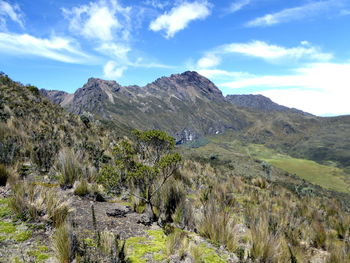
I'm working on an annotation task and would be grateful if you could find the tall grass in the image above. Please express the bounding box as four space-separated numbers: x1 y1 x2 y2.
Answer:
53 223 72 263
57 148 82 188
9 181 70 226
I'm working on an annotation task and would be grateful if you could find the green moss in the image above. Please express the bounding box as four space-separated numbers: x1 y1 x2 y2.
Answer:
28 248 51 262
0 198 9 205
0 204 11 218
126 230 167 262
0 234 6 242
0 198 11 218
193 244 226 263
84 238 97 247
11 257 24 263
0 221 16 234
14 230 32 242
38 245 49 252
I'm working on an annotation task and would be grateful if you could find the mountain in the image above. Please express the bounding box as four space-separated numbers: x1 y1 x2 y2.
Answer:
226 94 311 115
42 71 252 143
41 71 350 170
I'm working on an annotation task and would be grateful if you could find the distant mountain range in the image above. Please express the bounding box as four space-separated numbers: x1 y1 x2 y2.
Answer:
41 71 350 169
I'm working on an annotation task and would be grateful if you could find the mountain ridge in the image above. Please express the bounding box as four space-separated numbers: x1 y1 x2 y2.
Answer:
40 71 350 169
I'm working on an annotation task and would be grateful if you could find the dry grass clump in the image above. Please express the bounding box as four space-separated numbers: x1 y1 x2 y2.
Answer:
56 148 82 188
74 179 89 196
166 230 189 259
52 223 74 263
9 181 70 226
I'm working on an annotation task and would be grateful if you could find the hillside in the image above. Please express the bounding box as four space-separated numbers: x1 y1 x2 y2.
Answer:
1 73 350 262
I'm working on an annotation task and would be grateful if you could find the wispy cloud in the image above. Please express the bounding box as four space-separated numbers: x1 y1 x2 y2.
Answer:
219 62 350 116
226 0 250 14
149 1 211 38
0 0 24 30
143 0 170 10
246 0 343 27
0 32 97 64
221 41 333 61
196 41 332 70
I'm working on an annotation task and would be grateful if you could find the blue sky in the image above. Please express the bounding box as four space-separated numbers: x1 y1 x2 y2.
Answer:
1 0 350 116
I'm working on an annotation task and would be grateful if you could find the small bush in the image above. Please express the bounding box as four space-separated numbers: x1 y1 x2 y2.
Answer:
0 164 9 186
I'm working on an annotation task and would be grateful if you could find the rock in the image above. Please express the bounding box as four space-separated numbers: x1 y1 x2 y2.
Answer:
106 206 130 218
137 214 153 226
95 193 106 202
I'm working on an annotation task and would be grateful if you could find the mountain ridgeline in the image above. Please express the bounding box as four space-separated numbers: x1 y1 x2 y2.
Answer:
41 71 350 169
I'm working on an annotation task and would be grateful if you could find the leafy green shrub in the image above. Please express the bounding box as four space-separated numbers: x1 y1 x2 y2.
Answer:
0 164 9 186
26 85 40 95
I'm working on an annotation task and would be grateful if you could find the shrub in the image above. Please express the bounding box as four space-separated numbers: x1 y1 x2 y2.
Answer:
0 164 9 186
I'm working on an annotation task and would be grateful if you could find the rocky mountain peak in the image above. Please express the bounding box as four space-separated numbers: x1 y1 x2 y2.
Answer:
149 71 224 102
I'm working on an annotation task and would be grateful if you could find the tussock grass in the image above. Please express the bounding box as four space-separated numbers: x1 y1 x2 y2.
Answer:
53 223 72 263
57 148 82 188
9 181 70 226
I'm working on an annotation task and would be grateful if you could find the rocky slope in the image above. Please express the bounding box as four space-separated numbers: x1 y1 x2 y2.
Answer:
226 94 311 115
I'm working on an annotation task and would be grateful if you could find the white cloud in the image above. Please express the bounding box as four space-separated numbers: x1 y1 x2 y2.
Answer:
227 0 250 13
246 0 343 27
63 0 131 42
195 41 332 71
96 43 130 61
149 1 211 38
222 41 333 61
219 62 350 116
0 0 24 30
197 53 221 68
0 32 96 64
103 60 127 79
